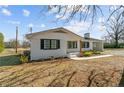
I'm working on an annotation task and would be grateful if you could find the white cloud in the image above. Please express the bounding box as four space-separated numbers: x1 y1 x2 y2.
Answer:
110 6 117 11
2 5 8 7
97 17 106 31
28 23 45 28
48 7 59 14
7 20 20 25
1 8 12 16
0 5 8 8
64 20 90 36
22 9 30 17
55 14 67 20
98 17 105 23
98 23 106 32
55 14 61 18
52 6 90 21
28 23 34 27
40 24 45 28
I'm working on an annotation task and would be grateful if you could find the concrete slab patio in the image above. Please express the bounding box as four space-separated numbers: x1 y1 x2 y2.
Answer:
70 55 113 60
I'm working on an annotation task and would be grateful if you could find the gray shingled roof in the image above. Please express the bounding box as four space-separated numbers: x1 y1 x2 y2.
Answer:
26 27 102 41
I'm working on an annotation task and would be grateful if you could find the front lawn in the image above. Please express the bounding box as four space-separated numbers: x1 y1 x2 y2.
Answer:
0 48 29 66
0 55 21 66
0 56 124 87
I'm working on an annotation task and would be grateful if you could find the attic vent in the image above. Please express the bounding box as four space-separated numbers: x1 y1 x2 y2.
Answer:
84 33 90 39
53 30 67 33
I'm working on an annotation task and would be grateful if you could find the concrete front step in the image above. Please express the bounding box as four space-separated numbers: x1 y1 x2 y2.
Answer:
67 52 79 58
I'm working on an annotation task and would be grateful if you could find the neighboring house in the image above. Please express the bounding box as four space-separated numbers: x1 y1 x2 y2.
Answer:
26 27 103 60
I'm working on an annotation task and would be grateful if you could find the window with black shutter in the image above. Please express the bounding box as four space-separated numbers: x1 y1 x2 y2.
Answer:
40 39 60 50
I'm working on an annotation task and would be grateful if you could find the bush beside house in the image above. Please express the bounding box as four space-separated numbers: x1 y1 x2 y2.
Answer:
81 50 101 57
83 51 93 57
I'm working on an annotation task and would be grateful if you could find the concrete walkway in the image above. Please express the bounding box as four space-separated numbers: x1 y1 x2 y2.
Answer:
70 55 113 60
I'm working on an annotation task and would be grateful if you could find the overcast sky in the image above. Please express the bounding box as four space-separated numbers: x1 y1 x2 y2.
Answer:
0 5 118 41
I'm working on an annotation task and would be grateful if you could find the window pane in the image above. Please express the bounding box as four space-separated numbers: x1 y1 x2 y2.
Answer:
68 41 72 49
51 40 57 49
68 41 77 49
73 41 77 48
44 40 50 49
87 42 89 48
82 42 89 48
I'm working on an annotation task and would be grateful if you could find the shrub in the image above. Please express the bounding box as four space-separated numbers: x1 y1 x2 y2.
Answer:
20 55 29 63
23 50 30 60
119 43 124 48
92 50 101 54
0 33 4 53
81 50 101 57
83 51 93 57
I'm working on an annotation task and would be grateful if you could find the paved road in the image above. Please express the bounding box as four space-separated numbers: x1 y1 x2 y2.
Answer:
103 49 124 56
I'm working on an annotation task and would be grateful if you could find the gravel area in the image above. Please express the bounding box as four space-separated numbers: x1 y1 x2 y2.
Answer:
103 49 124 56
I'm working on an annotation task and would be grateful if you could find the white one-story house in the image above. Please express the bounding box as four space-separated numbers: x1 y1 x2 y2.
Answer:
26 27 104 60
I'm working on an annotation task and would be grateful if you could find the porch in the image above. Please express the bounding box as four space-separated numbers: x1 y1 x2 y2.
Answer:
66 40 104 58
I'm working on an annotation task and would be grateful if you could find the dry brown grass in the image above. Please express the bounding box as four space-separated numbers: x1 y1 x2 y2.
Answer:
0 48 28 57
0 56 124 87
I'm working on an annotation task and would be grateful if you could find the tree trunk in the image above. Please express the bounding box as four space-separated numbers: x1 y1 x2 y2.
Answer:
115 38 119 48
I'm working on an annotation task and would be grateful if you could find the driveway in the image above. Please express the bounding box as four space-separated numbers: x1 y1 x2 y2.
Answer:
103 49 124 56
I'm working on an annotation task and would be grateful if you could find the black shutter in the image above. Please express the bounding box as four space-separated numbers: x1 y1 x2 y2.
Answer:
87 42 89 48
40 39 44 49
57 40 60 49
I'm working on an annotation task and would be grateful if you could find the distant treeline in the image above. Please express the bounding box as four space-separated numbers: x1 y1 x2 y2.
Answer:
4 40 30 48
104 43 124 48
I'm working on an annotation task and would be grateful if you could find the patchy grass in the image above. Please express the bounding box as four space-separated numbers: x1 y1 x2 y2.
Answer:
0 48 29 57
0 55 21 66
0 56 124 87
0 48 28 66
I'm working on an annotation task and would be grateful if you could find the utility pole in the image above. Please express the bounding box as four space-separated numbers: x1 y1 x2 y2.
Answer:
29 27 32 33
15 26 18 53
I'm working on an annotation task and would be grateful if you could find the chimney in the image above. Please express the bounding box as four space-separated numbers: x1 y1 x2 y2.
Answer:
84 33 90 39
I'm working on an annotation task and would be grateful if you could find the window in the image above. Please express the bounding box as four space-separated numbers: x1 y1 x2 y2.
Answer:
44 40 50 49
51 40 57 49
82 42 89 48
68 41 77 49
40 39 60 50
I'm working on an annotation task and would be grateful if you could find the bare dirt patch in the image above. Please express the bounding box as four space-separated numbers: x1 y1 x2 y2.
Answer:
0 56 124 87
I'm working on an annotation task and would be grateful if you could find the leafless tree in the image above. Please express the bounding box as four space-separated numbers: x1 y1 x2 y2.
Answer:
47 5 103 24
46 5 124 24
106 11 124 47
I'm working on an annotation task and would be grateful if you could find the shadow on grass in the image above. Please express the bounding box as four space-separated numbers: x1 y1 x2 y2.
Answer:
0 55 21 66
